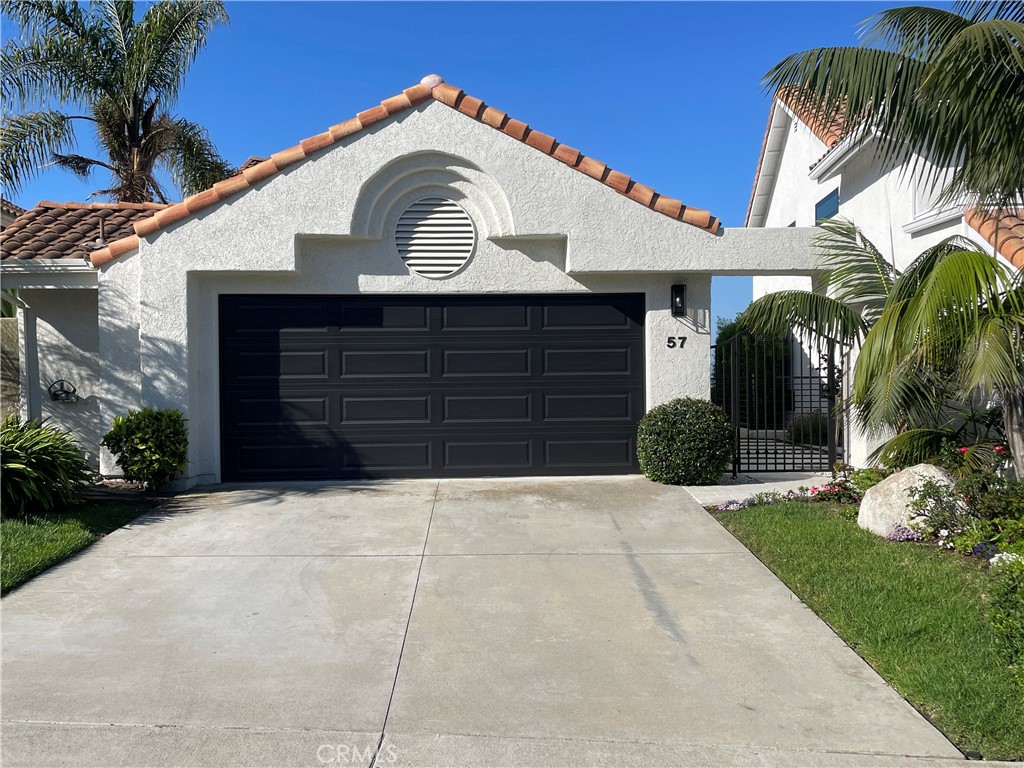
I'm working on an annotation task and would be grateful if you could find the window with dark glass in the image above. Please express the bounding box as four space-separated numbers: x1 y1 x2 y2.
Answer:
815 189 840 222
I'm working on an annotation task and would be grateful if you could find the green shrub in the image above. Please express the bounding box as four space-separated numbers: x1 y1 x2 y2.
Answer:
637 398 733 485
101 408 188 490
989 554 1024 686
849 467 893 493
1 416 93 516
911 475 1024 556
786 411 830 446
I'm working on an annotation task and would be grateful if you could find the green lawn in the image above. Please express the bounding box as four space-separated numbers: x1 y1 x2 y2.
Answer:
716 501 1024 760
1 500 153 594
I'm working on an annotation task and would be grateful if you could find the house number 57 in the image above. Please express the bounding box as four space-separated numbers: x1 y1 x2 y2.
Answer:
666 337 687 349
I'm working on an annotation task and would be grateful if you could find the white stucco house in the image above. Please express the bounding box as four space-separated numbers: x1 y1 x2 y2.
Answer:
745 90 1024 465
1 75 820 487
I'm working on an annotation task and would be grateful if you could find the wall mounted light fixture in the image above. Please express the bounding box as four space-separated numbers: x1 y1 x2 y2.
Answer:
671 284 686 318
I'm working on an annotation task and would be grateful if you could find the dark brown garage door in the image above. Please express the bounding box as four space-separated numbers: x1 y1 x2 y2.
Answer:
219 294 645 481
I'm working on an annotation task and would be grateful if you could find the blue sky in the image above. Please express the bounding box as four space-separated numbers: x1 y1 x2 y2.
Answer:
5 1 927 326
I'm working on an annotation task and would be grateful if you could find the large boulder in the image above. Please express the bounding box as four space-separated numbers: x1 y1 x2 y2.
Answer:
858 463 953 538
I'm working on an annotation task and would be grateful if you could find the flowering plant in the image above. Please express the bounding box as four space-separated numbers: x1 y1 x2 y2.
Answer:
886 524 923 542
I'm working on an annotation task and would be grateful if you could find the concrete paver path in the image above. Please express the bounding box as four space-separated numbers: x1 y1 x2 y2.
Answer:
2 477 966 767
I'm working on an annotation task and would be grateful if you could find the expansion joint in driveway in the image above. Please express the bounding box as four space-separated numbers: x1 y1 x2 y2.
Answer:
371 479 440 768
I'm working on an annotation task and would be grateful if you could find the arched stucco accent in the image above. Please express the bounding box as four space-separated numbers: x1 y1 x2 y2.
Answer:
351 151 515 240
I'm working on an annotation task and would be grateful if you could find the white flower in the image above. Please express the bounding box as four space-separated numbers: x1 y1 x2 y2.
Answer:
990 552 1024 569
939 529 949 537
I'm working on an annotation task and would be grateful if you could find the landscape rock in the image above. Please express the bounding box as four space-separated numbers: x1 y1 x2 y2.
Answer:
857 463 953 538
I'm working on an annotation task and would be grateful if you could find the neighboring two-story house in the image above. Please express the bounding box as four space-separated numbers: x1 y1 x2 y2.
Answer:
746 91 1024 466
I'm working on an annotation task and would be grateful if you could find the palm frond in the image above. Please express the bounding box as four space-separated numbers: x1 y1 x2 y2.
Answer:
1 0 92 41
765 4 1024 214
1 35 104 108
0 110 76 192
870 427 956 468
863 5 972 59
50 152 113 179
960 313 1024 395
159 116 233 196
738 289 867 347
814 218 895 324
130 0 228 105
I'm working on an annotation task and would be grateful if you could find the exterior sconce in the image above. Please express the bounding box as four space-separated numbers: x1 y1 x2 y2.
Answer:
48 379 78 402
671 284 686 317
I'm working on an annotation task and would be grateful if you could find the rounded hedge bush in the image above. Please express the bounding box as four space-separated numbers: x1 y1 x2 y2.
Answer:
101 408 188 490
637 398 734 485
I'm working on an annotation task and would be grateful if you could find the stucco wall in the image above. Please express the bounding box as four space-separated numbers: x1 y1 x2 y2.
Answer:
18 289 101 466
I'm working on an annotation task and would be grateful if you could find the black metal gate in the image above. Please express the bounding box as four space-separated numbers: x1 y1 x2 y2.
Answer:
711 332 843 474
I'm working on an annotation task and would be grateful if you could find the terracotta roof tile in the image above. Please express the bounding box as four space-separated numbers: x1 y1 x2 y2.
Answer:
577 156 607 181
552 143 581 167
966 208 1024 271
481 107 507 129
83 74 721 267
0 201 166 261
777 88 846 150
1 198 26 219
457 94 485 119
239 156 267 172
501 117 529 141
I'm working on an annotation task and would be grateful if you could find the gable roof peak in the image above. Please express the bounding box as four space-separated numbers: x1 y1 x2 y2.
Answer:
89 76 720 268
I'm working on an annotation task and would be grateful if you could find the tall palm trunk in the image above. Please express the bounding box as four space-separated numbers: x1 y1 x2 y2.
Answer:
1002 388 1024 479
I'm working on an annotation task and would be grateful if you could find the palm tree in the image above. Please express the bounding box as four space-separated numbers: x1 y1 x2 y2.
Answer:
855 239 1024 477
764 1 1024 212
1 0 232 203
740 223 1024 477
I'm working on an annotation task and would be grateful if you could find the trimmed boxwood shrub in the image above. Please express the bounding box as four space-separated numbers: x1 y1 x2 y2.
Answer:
1 416 94 516
637 398 734 485
101 408 188 490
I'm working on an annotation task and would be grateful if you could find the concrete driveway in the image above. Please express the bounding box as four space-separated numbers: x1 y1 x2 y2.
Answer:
2 477 964 767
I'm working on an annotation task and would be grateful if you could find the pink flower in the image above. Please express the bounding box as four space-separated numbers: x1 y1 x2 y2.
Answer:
959 447 969 455
995 445 1006 455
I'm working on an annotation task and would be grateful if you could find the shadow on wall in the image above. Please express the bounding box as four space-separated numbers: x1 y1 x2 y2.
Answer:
97 281 190 476
1 316 18 417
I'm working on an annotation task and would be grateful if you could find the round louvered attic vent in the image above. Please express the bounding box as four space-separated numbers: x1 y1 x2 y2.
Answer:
395 197 476 279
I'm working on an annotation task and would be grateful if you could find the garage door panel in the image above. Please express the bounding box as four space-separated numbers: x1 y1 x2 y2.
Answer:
443 393 532 423
220 294 644 480
348 441 432 471
223 299 330 335
542 347 633 376
444 440 532 469
541 299 636 330
442 348 531 377
232 396 330 427
341 349 431 377
341 395 431 424
337 304 429 331
544 438 634 468
543 392 632 422
442 303 530 330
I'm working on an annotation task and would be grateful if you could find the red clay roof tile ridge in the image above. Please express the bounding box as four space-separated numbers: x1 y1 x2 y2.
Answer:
89 73 720 268
966 207 1024 271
